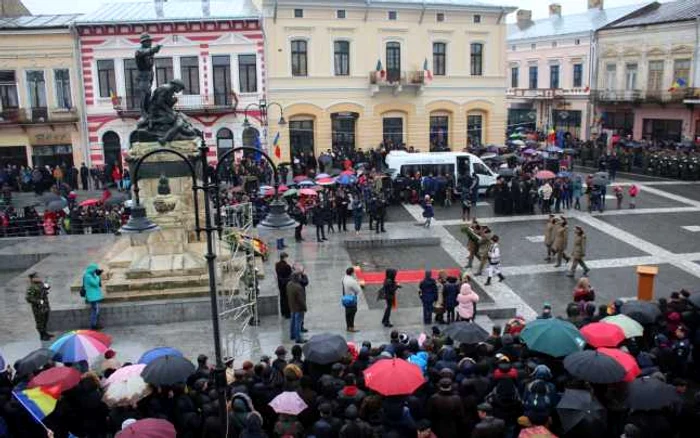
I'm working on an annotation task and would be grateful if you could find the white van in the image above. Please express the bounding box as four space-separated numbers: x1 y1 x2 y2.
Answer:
384 151 499 194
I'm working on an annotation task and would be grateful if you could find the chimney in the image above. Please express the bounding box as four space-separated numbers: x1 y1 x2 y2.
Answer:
549 4 562 18
202 0 210 17
155 0 165 18
517 9 532 26
588 0 604 10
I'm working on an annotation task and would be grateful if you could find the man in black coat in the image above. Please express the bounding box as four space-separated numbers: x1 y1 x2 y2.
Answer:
275 252 293 318
80 163 89 190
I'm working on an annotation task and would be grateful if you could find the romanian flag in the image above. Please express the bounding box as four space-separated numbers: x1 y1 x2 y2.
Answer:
668 77 687 92
273 132 281 159
547 128 556 145
423 58 432 83
12 386 60 423
109 91 119 107
375 59 385 81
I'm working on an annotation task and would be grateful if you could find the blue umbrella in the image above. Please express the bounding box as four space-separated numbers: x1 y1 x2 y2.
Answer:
558 171 571 178
546 146 563 153
336 174 356 186
298 180 315 187
138 347 184 365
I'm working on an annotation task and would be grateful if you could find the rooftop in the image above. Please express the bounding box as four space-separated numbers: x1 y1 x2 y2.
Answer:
604 0 700 29
267 0 514 11
76 1 259 25
508 3 648 41
0 14 80 30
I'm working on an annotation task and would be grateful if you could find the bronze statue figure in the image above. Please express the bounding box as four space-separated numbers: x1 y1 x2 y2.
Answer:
135 33 162 118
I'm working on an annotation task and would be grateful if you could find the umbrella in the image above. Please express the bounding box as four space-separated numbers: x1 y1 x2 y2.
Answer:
546 146 563 153
282 189 299 198
302 333 348 365
315 173 330 179
298 180 315 187
556 389 607 434
316 177 335 186
105 193 128 206
0 352 4 371
498 168 515 178
141 355 195 386
79 199 101 207
580 322 625 348
103 374 152 407
563 350 626 384
354 162 368 170
105 364 146 386
269 391 308 415
563 148 577 155
557 171 572 178
55 330 112 348
523 148 536 155
601 314 644 338
621 300 661 325
49 332 110 363
509 133 525 139
688 293 700 308
277 184 289 193
330 168 342 176
28 367 81 392
336 174 356 186
626 376 680 410
15 348 53 377
535 170 556 180
597 348 640 382
592 175 609 186
340 170 355 176
364 358 425 396
443 322 489 344
46 199 67 212
293 176 310 183
115 418 176 438
138 347 183 365
41 192 62 204
511 139 525 147
299 188 318 197
230 186 245 193
520 318 585 357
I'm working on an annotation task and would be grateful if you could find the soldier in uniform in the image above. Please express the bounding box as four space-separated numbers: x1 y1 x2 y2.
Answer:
26 272 53 341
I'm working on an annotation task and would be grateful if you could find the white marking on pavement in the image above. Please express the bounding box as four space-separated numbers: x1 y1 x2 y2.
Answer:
639 185 700 208
681 226 700 232
525 235 545 243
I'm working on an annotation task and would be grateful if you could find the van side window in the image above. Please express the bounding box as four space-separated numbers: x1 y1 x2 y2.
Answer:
473 162 490 175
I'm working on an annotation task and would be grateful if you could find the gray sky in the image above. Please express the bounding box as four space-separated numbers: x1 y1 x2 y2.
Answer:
24 0 660 20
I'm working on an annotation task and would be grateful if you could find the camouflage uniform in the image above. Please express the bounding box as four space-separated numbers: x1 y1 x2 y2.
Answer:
26 282 50 337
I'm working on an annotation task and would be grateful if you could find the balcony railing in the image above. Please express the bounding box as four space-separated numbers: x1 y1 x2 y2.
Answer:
0 107 78 126
368 70 426 96
113 94 239 115
507 88 565 99
593 89 698 104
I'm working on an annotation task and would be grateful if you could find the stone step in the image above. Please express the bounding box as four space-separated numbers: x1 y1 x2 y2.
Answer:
102 286 212 303
105 275 210 293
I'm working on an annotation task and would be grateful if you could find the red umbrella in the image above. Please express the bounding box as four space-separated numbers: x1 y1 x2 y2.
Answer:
293 175 310 183
299 188 318 196
28 367 81 392
580 322 625 348
535 170 556 180
79 199 101 207
116 418 176 438
363 358 424 396
277 184 289 193
597 347 640 382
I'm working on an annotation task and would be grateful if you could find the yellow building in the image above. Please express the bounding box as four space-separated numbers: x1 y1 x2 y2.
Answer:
0 13 85 169
261 0 515 161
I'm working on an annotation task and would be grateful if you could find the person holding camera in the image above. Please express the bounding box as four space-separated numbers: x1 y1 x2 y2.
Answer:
26 272 53 341
82 263 105 330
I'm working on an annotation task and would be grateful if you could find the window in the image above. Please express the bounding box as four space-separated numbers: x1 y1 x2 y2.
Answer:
386 42 401 82
238 54 257 93
290 120 315 157
550 65 560 89
383 117 403 146
430 115 449 151
291 40 308 77
96 60 115 98
212 55 231 105
605 63 617 90
337 9 346 19
473 14 481 23
388 11 397 20
575 39 580 45
26 71 46 110
436 13 444 22
552 41 557 48
467 114 483 147
625 63 638 90
0 70 18 109
529 66 538 89
123 59 139 109
470 43 483 76
511 66 519 88
334 41 350 76
433 42 446 76
154 57 173 87
294 8 303 18
54 69 72 109
673 59 691 86
531 43 536 50
573 64 583 88
647 60 664 91
180 56 200 95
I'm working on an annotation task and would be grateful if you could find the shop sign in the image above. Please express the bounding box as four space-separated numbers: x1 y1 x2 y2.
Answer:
29 130 72 146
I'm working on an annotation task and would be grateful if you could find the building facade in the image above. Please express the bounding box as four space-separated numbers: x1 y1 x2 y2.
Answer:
506 1 644 140
75 0 265 169
0 14 84 169
594 0 700 142
261 0 514 162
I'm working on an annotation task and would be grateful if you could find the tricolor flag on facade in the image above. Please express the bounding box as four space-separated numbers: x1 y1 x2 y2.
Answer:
273 132 281 159
375 59 385 82
668 77 687 92
423 58 432 83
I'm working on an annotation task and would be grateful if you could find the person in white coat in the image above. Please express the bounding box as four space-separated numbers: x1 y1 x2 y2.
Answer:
485 235 505 285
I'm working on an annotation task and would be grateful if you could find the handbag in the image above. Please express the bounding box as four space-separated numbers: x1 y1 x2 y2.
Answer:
376 286 386 301
341 280 357 308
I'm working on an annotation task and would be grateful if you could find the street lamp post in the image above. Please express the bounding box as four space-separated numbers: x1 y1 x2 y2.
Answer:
120 140 295 437
243 99 287 130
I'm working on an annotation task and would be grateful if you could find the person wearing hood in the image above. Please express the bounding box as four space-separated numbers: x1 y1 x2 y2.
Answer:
381 269 400 328
82 263 104 330
457 274 479 322
419 271 438 325
426 378 464 438
241 411 267 438
337 374 366 410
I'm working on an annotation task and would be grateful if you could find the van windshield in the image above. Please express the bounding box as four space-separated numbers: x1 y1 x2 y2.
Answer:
400 163 454 177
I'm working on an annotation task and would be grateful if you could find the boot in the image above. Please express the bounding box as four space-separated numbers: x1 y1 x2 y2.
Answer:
40 332 51 341
583 269 590 276
498 273 505 282
485 277 492 286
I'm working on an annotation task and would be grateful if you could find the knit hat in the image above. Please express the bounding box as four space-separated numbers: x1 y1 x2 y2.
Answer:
104 349 116 359
283 364 303 381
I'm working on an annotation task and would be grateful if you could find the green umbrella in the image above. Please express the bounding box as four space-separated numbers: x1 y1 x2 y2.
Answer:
601 314 644 338
283 189 299 198
520 318 585 358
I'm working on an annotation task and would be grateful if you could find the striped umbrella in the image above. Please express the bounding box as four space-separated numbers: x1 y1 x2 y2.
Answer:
49 332 109 363
54 330 112 348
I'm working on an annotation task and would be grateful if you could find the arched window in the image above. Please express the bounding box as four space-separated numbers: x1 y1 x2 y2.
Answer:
216 128 234 155
102 131 121 168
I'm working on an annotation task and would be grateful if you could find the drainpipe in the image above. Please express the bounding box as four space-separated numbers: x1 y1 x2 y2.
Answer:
71 23 91 168
364 0 371 22
419 0 426 24
589 29 597 138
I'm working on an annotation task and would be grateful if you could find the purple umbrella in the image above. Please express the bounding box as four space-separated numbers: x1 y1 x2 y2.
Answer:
116 418 176 438
269 391 308 415
523 148 536 155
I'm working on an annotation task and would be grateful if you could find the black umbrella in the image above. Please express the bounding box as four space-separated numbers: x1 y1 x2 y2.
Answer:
105 193 129 207
443 322 489 344
626 376 680 410
15 348 54 377
556 389 607 434
621 300 661 325
329 168 342 176
592 175 609 186
41 192 61 204
687 293 700 308
498 168 515 178
141 354 195 386
46 199 67 212
302 333 348 365
563 350 626 384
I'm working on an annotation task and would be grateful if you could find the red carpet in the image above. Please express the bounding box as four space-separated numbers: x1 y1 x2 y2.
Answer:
356 267 462 285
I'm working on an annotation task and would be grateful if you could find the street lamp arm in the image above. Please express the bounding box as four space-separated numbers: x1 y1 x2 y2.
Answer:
266 101 284 114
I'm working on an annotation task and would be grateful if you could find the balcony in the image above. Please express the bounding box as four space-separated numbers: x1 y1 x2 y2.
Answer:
507 88 565 99
0 107 78 127
113 94 239 117
368 70 426 96
593 89 698 105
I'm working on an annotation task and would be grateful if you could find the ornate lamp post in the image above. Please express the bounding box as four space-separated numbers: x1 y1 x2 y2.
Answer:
243 99 287 129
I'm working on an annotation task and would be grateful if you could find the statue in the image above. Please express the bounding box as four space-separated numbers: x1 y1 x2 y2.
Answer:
157 174 171 195
135 33 162 118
